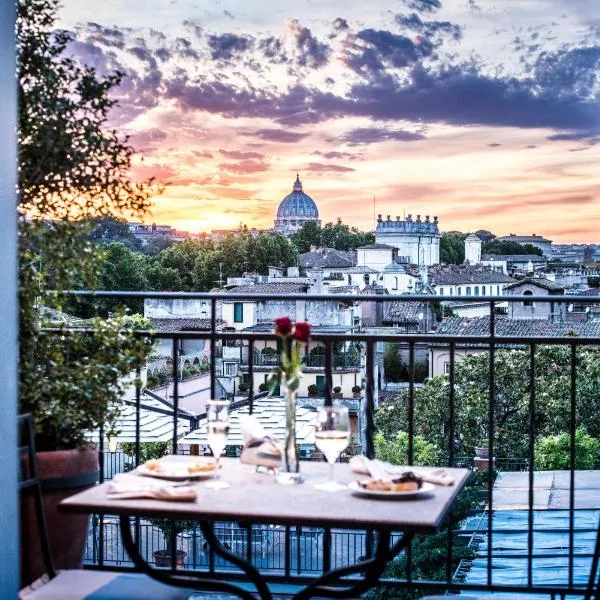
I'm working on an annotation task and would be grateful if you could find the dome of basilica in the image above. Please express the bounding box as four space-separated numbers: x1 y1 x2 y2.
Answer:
273 175 320 234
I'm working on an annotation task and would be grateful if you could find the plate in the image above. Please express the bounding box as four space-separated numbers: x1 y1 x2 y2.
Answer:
348 480 435 499
136 460 217 481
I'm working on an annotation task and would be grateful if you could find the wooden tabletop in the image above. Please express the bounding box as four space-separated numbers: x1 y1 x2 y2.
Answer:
59 459 470 533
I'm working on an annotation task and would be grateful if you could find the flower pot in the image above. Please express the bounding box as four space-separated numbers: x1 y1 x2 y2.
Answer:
353 392 362 399
20 448 99 587
153 550 186 568
332 392 343 399
474 446 490 460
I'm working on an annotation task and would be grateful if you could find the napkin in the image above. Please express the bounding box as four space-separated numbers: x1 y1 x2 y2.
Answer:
349 456 455 486
239 415 282 469
107 474 197 501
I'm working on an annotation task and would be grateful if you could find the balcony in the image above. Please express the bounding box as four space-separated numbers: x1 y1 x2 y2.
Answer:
18 291 600 598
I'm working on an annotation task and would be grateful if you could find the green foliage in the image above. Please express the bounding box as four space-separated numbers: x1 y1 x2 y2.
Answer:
307 384 319 395
17 0 155 450
333 386 342 393
375 432 440 466
146 374 159 389
237 382 249 393
352 385 362 393
258 382 268 392
383 343 404 383
439 232 466 264
482 240 543 257
121 441 170 466
86 217 142 251
375 346 600 459
588 277 600 289
534 429 599 470
290 220 374 253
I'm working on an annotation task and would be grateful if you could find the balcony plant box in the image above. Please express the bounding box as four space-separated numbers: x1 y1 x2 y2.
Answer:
19 313 152 587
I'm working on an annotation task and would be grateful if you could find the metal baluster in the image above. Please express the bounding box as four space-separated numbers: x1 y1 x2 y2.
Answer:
210 298 217 399
98 425 105 568
135 364 141 549
170 337 180 570
408 341 415 466
324 339 333 407
488 300 496 587
285 525 292 577
446 342 456 584
323 528 332 574
248 339 254 414
569 343 577 587
528 344 536 587
365 341 375 460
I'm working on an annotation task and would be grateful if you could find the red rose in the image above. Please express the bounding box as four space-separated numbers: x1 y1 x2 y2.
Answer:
274 317 293 336
293 321 311 343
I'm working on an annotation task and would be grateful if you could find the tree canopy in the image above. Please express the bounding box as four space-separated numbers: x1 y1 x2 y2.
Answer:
439 232 466 264
375 346 600 460
482 240 543 256
291 220 374 253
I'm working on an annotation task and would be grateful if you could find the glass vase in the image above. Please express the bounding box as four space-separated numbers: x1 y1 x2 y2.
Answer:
276 384 304 485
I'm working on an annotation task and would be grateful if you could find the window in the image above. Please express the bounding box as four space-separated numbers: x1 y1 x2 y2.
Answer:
466 287 472 296
474 286 480 296
523 290 533 307
443 361 451 375
223 362 237 377
439 287 444 295
457 287 462 295
481 286 486 295
234 302 243 323
497 286 501 295
393 276 398 290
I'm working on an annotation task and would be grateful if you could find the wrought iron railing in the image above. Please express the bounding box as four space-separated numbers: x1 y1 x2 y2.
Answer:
44 290 600 598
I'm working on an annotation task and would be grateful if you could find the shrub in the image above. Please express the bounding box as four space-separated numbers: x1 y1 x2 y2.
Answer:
375 431 441 467
237 382 249 393
333 386 341 393
307 384 319 395
157 371 167 384
352 385 362 393
261 346 278 355
383 343 403 383
535 429 599 470
258 382 268 392
146 375 159 389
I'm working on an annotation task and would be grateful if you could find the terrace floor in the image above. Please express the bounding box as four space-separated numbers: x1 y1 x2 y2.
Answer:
492 470 600 510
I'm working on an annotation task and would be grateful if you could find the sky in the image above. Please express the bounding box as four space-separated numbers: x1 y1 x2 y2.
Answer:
57 0 600 242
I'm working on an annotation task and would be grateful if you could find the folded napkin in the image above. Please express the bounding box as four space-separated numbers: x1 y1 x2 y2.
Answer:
239 415 282 470
350 456 455 486
107 474 197 501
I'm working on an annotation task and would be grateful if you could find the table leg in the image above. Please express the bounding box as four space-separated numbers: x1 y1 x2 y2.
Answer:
294 532 413 599
118 516 269 600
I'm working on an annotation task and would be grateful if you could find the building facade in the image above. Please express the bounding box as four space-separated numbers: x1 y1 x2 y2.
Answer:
374 214 440 266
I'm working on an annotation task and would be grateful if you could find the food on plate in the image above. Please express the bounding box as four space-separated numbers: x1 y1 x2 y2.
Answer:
358 471 423 492
142 458 216 475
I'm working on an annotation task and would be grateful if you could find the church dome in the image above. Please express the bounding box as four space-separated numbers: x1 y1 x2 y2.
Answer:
276 175 319 219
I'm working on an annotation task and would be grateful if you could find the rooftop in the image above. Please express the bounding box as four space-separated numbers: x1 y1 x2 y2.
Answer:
299 248 356 269
225 282 309 295
149 317 224 332
429 265 516 285
505 277 565 292
482 254 547 262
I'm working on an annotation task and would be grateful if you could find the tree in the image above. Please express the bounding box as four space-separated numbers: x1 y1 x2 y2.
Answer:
474 230 496 243
482 240 543 256
439 232 466 264
383 343 404 383
290 220 375 253
375 432 440 466
290 221 322 253
87 217 142 251
375 346 600 460
17 0 155 448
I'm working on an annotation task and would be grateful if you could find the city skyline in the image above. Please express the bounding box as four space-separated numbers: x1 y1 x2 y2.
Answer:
57 0 600 242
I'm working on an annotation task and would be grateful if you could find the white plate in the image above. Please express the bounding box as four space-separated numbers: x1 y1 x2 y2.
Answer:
136 463 217 481
348 480 435 499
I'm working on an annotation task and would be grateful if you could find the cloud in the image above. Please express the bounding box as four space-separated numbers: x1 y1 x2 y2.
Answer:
305 163 355 173
287 18 330 68
341 127 425 145
219 149 265 159
333 17 349 31
488 143 502 147
351 29 422 71
128 128 168 149
208 33 253 60
218 159 270 174
130 164 177 183
395 13 461 42
240 128 309 143
313 150 362 160
402 0 442 13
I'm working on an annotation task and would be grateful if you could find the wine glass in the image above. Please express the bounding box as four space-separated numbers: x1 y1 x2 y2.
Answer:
314 405 350 492
205 400 230 490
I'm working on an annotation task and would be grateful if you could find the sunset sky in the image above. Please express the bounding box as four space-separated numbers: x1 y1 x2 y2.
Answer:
57 0 600 242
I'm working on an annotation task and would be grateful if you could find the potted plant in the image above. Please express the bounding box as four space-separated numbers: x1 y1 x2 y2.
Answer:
307 384 319 397
352 385 362 399
474 441 490 460
150 519 196 568
237 382 249 396
258 382 269 393
332 386 343 399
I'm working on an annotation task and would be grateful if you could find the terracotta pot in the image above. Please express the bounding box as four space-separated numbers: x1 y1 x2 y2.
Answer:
153 550 186 568
474 446 490 460
20 448 99 587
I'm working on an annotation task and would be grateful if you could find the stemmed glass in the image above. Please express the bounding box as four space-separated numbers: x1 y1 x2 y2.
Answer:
314 405 350 492
205 400 230 490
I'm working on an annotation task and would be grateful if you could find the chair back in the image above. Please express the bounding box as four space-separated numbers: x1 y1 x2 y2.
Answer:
19 413 57 581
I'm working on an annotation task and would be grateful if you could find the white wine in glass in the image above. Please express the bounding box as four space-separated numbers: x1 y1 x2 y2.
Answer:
205 400 230 490
314 405 350 492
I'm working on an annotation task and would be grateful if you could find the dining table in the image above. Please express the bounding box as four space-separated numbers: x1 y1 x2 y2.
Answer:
59 458 471 600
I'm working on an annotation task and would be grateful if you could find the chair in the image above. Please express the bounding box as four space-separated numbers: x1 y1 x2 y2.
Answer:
18 414 191 600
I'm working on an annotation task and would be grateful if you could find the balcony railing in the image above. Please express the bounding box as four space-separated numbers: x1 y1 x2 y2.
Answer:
44 290 600 598
240 353 361 369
